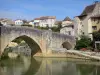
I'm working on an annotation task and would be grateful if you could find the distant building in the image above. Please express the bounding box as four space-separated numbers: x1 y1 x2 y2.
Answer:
60 24 74 36
54 21 62 27
0 18 14 26
62 17 73 27
15 19 23 26
34 16 56 27
29 20 34 26
60 17 75 36
34 18 40 27
74 2 100 39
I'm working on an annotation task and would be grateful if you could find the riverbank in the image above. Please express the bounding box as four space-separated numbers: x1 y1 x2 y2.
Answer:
33 50 100 61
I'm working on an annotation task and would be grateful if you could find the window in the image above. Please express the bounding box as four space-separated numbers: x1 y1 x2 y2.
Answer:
92 26 97 30
82 32 84 34
68 31 71 35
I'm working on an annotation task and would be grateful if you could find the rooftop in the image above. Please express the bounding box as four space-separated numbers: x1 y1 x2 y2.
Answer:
63 17 72 21
79 2 100 17
34 16 56 20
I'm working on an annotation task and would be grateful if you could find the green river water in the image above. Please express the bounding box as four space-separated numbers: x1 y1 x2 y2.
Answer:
0 57 100 75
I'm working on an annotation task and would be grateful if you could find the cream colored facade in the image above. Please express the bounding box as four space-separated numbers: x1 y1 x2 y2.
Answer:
74 2 100 39
60 26 74 36
60 17 75 36
62 21 72 27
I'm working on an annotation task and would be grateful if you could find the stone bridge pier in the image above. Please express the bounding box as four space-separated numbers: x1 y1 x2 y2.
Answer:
0 26 76 57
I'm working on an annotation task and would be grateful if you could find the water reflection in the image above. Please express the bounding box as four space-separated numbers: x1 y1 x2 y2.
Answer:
0 57 100 75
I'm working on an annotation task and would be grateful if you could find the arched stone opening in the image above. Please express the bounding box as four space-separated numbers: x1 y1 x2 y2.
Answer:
62 41 72 50
2 35 42 57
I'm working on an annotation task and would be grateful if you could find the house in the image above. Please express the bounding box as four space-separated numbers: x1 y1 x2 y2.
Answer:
54 21 62 27
34 18 40 27
62 17 73 27
0 18 14 26
60 17 75 36
14 19 23 26
34 16 56 27
60 24 74 36
74 1 100 39
29 20 34 26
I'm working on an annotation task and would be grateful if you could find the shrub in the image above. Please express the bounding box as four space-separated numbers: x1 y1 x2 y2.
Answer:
75 35 92 50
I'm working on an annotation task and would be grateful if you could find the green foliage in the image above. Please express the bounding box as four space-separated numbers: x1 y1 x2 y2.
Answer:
1 47 13 59
12 38 23 44
21 24 32 27
92 30 100 41
92 30 100 50
75 35 92 50
35 23 62 32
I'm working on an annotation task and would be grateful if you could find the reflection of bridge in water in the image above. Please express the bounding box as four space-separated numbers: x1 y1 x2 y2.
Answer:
0 57 100 75
0 26 76 57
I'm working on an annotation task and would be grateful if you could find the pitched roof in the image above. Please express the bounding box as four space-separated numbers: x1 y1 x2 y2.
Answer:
80 2 100 16
80 4 96 16
63 17 72 21
34 18 40 20
34 16 56 20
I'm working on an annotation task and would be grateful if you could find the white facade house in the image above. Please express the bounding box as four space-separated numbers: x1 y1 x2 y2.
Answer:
74 2 100 39
15 19 23 26
34 16 56 27
60 17 75 36
34 18 40 27
0 18 14 26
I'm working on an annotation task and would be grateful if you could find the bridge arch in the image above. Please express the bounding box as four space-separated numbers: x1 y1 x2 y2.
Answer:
62 41 72 50
3 35 43 57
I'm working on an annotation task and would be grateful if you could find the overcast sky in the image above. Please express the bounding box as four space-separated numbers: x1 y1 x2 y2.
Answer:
0 0 96 20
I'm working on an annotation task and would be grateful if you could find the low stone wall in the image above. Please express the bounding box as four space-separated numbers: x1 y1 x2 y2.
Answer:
34 50 100 61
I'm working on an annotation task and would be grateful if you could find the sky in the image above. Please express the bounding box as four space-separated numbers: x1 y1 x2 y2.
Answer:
0 0 96 20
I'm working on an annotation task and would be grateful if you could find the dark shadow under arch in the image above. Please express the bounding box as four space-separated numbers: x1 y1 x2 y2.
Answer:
11 35 42 56
62 41 72 50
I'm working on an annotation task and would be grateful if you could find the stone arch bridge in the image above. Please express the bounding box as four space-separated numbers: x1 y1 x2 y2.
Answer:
0 26 76 57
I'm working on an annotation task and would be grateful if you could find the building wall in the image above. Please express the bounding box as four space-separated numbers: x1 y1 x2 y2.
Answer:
74 17 82 39
39 19 56 27
74 15 95 39
88 18 93 39
91 18 100 32
60 27 74 36
62 21 72 27
1 21 7 26
15 20 23 26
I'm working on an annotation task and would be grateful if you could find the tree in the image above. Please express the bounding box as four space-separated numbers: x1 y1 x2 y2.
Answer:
57 21 62 32
92 30 100 50
92 29 100 41
75 35 92 50
22 20 27 23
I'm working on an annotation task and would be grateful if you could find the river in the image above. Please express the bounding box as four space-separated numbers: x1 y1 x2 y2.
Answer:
0 57 100 75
